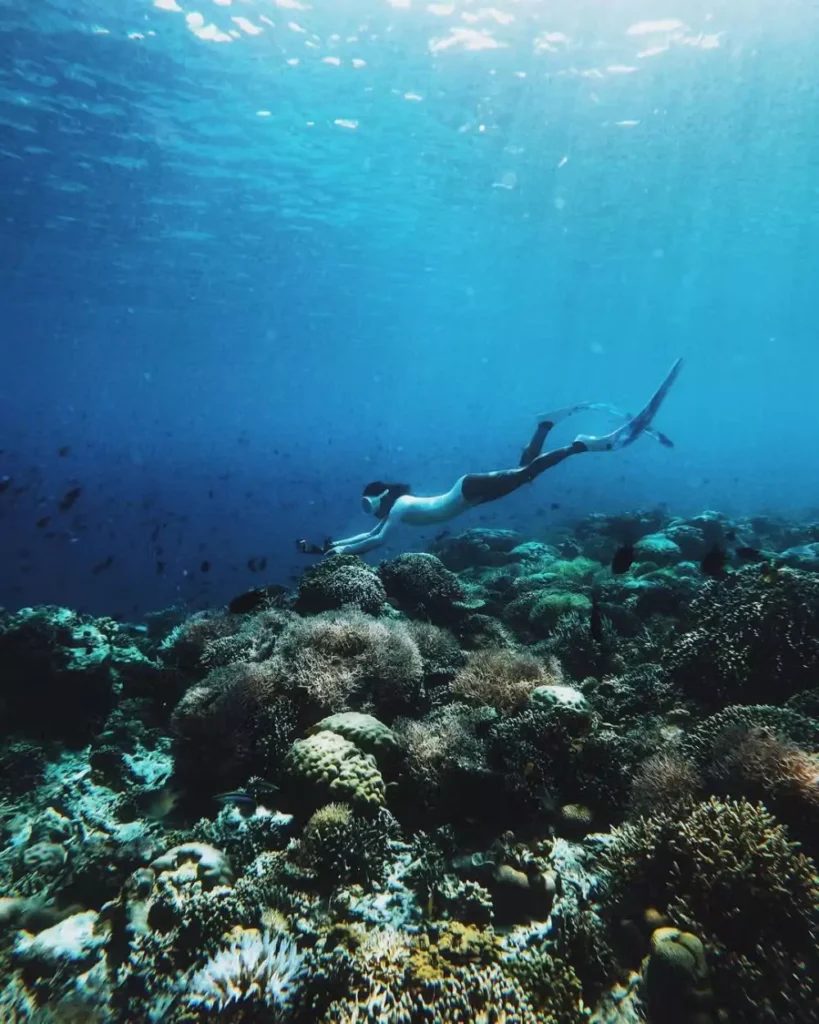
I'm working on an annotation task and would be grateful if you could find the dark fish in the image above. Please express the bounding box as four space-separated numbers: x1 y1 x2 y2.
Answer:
550 502 561 510
701 545 728 578
156 560 165 575
228 584 288 615
736 546 763 561
200 560 211 573
724 528 737 541
36 516 51 529
611 544 635 575
58 446 71 457
0 475 11 493
258 557 267 571
150 524 161 542
91 555 114 575
59 486 82 512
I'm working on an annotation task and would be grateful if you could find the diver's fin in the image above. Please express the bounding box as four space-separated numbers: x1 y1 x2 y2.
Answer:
575 358 683 452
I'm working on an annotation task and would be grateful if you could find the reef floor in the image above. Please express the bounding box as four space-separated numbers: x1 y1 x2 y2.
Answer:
1 508 818 1023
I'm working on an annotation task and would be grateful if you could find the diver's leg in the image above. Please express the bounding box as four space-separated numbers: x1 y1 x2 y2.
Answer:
575 358 683 453
520 403 592 465
465 441 587 505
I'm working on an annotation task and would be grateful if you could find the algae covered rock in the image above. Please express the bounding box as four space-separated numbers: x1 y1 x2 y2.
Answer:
284 730 386 810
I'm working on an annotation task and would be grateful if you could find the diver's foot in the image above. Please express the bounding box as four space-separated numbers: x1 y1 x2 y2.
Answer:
536 402 590 428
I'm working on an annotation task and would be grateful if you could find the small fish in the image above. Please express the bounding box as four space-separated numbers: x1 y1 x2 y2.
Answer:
36 516 51 529
611 543 635 575
91 555 114 575
156 560 165 575
200 560 211 573
59 486 82 512
701 545 728 578
214 791 256 812
0 475 11 493
724 528 737 542
550 502 561 510
58 446 71 457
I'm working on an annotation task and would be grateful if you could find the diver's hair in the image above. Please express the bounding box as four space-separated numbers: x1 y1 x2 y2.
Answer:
362 481 411 519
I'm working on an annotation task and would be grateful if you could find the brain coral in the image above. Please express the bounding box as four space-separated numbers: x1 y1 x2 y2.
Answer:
284 730 386 810
308 712 400 767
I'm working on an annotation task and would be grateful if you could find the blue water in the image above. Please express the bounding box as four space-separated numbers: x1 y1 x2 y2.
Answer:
2 0 819 616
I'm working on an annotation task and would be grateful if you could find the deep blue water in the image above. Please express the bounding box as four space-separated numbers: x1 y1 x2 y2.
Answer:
2 0 819 616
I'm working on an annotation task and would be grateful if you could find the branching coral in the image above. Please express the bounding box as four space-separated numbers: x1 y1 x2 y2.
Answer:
600 797 819 1022
628 750 701 820
450 648 562 715
663 565 819 708
271 611 424 720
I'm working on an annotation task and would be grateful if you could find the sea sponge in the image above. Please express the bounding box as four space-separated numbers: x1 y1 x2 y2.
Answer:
295 555 386 616
284 730 386 810
378 551 466 623
308 712 400 768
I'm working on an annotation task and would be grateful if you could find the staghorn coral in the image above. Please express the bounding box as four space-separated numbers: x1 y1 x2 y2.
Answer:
450 648 563 715
295 555 387 617
699 726 819 856
663 565 819 708
187 927 304 1019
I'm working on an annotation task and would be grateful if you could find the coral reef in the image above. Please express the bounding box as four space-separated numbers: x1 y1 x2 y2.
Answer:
3 507 819 1023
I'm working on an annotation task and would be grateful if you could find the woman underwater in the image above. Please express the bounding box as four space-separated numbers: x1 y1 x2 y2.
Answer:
298 358 683 558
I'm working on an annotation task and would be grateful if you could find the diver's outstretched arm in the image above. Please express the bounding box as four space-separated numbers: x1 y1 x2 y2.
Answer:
574 357 683 452
329 516 394 556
